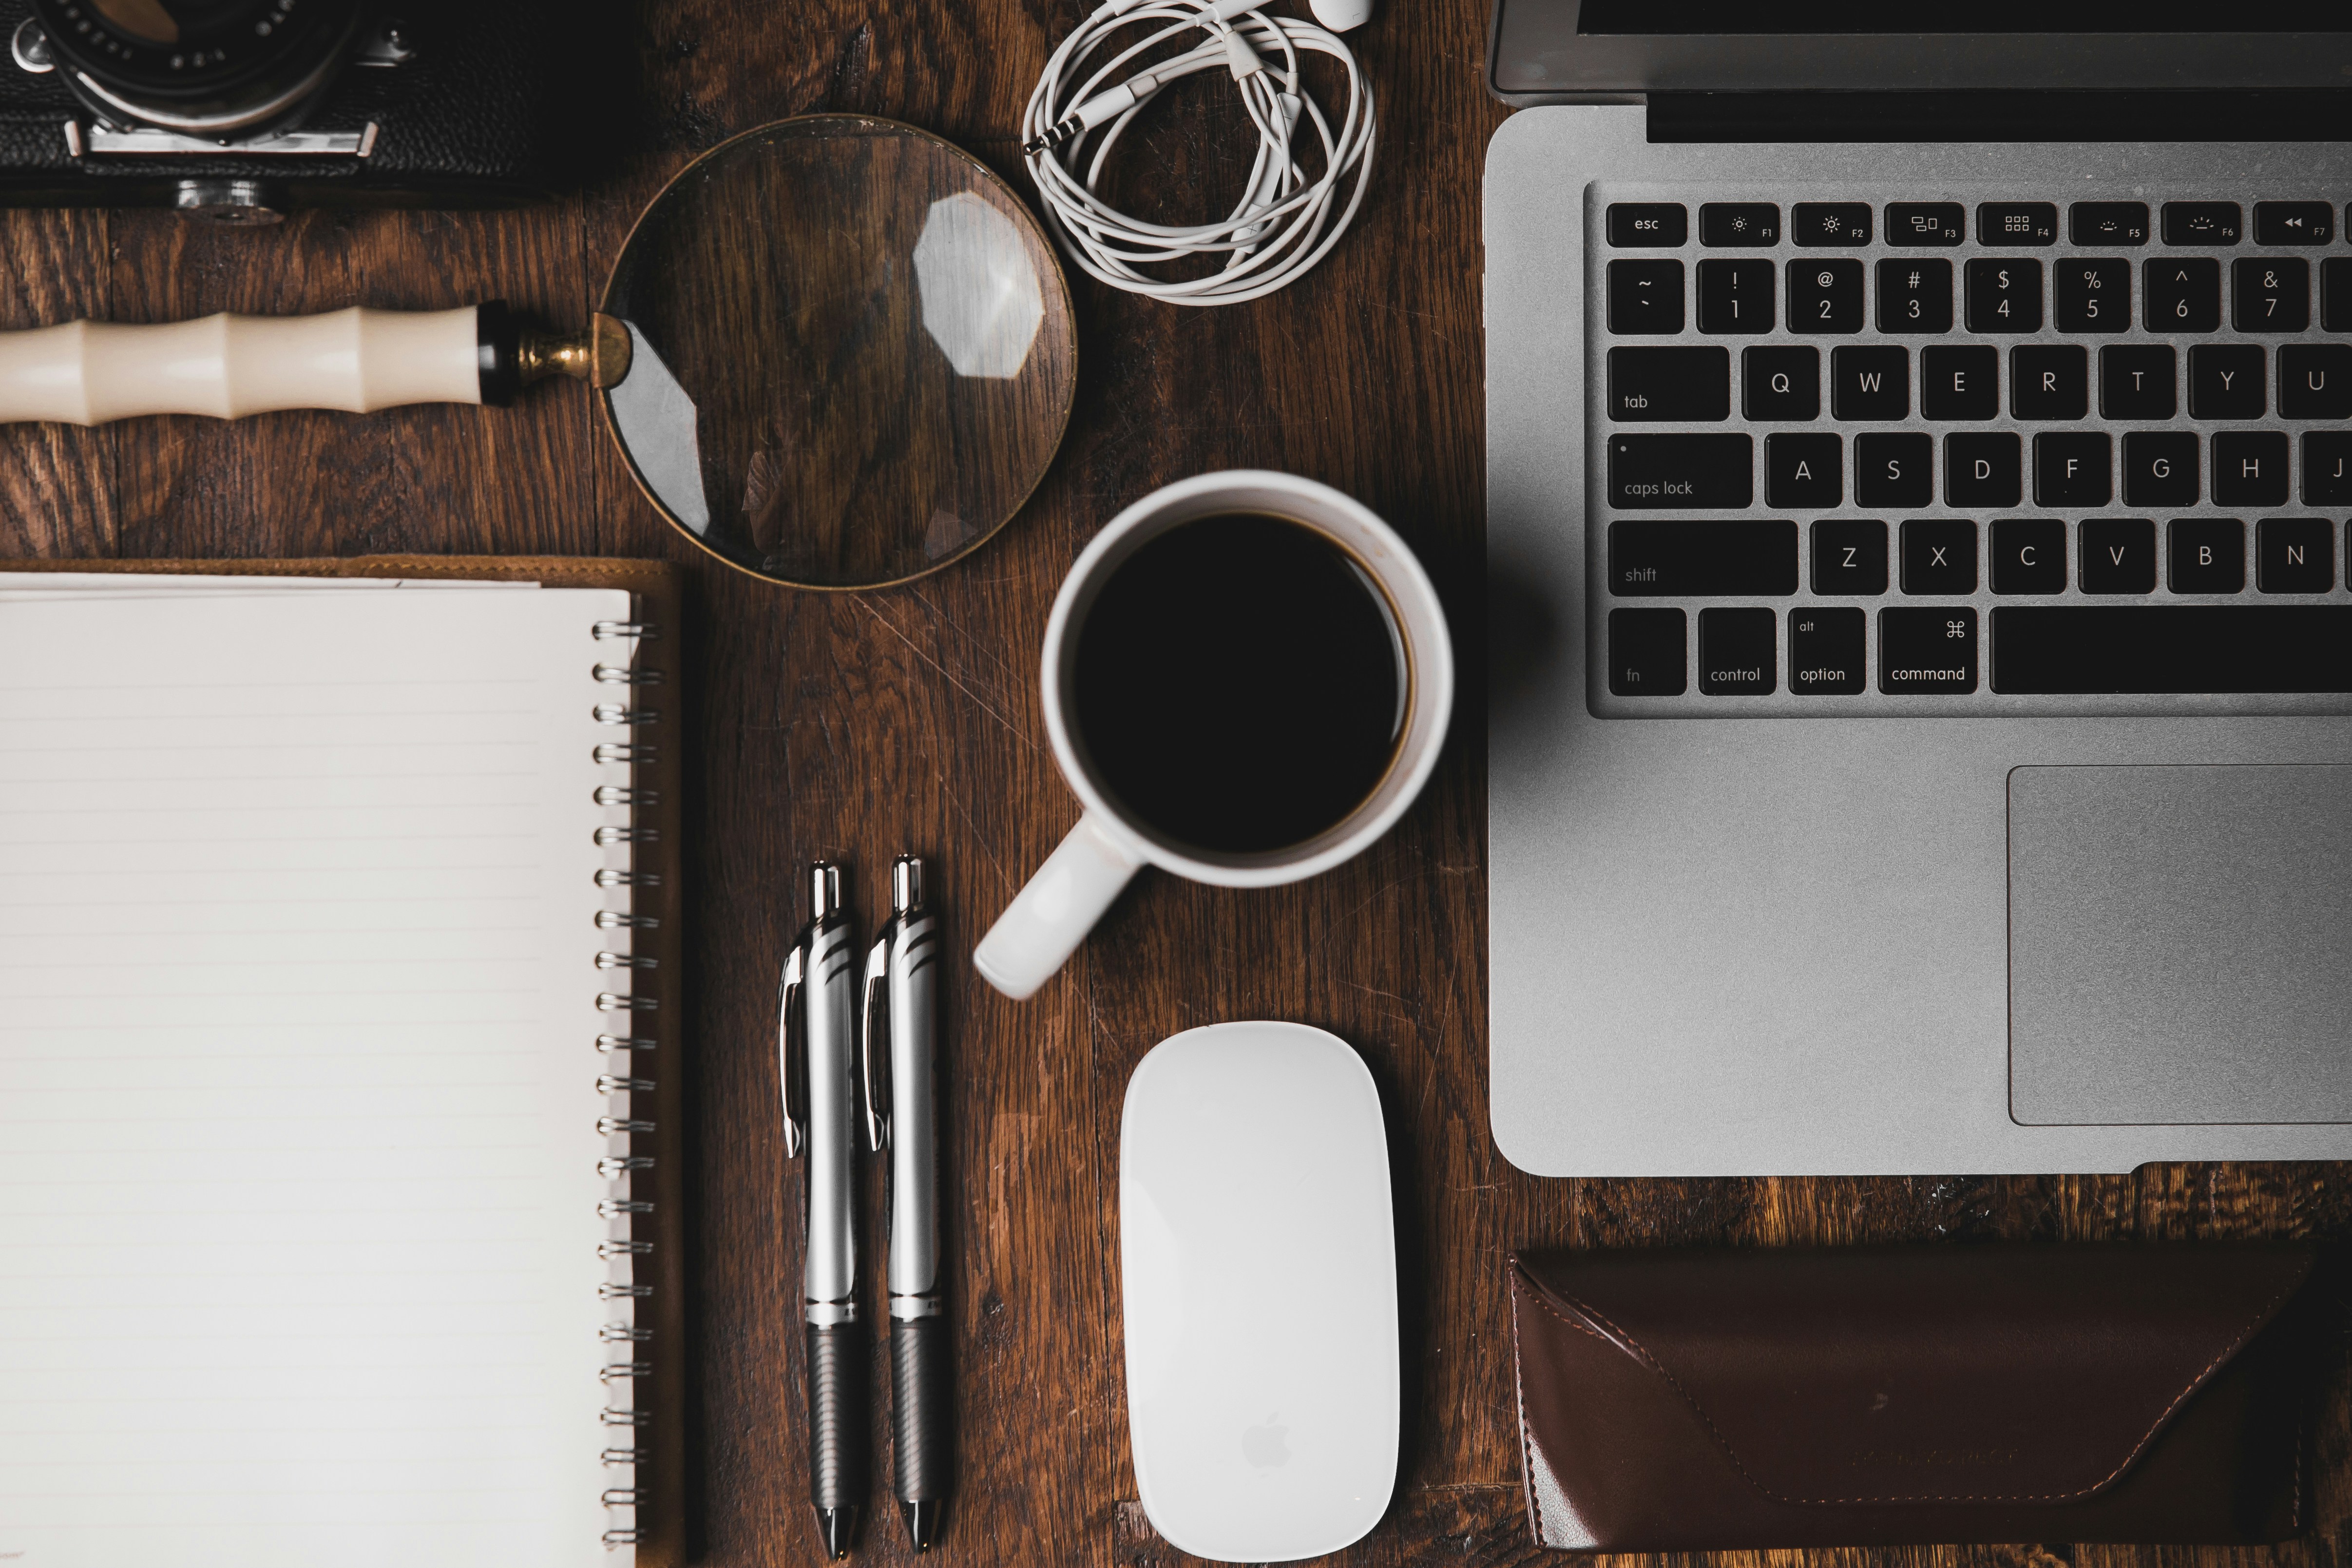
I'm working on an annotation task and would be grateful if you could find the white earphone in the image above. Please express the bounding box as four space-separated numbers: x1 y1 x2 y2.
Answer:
1021 0 1378 306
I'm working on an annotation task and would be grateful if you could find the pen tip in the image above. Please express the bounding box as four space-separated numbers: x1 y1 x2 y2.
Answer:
901 1499 939 1551
817 1505 857 1558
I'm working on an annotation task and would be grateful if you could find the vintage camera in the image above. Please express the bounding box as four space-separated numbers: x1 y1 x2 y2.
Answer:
0 0 572 221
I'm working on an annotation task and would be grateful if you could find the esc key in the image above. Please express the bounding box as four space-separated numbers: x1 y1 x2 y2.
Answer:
1609 203 1688 247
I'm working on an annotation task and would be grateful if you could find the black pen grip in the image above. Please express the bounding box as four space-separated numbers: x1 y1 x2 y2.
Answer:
806 1322 868 1511
891 1315 951 1503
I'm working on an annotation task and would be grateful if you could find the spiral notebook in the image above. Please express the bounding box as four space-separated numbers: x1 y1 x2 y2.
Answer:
0 558 686 1568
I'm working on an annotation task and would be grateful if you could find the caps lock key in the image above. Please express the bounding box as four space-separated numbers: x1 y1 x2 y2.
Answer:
1607 434 1753 509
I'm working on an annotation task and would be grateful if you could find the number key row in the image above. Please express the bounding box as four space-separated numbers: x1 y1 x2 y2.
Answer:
1607 257 2352 335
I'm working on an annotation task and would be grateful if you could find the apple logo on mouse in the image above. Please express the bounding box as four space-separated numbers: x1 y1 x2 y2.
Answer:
1242 1413 1291 1469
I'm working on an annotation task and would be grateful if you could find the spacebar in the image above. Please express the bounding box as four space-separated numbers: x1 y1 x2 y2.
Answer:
1991 606 2352 694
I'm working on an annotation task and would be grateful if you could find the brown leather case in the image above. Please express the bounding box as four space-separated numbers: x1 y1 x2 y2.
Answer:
0 556 690 1568
1510 1245 2322 1551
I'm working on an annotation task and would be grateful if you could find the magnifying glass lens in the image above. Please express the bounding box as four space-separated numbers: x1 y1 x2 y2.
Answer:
601 117 1077 589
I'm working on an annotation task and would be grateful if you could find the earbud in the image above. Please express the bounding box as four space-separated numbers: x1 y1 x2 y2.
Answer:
1307 0 1371 29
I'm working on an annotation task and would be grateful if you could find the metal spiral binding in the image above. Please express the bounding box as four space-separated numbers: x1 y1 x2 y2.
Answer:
593 611 662 1555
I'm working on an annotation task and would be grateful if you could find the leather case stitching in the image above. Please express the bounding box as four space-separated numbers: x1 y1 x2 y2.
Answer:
1512 1260 2305 1507
1508 1265 1551 1549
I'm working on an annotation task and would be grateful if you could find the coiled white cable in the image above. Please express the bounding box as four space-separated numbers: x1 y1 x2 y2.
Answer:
1022 0 1376 306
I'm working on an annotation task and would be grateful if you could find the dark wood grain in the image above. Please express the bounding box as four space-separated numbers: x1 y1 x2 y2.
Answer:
2 1 2345 1566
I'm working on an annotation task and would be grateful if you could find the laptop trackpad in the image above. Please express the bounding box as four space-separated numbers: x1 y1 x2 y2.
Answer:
2009 765 2352 1127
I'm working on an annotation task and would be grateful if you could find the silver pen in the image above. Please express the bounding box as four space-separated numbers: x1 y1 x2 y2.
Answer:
779 861 864 1559
861 855 949 1551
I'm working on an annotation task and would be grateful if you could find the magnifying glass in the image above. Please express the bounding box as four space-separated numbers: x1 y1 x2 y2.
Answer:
0 115 1079 591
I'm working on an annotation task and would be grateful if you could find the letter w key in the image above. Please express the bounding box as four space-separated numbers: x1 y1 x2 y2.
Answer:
2278 345 2352 419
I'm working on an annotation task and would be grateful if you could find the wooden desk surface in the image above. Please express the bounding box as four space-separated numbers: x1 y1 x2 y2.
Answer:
5 2 2346 1564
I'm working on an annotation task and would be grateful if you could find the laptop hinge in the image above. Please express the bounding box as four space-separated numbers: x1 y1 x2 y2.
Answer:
1648 90 2352 144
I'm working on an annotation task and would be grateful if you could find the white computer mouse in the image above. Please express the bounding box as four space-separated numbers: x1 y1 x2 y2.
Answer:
1309 0 1373 31
1120 1021 1398 1563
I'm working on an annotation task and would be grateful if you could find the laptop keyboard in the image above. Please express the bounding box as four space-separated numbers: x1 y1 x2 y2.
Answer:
1588 191 2352 714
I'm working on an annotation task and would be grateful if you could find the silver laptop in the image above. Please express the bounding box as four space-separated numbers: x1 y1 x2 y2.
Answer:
1483 3 2352 1175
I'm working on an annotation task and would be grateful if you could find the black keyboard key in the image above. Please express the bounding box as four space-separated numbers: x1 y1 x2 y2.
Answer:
1885 202 1964 247
2303 431 2352 503
1606 434 1753 509
1964 258 2042 332
2233 257 2309 332
2212 431 2289 506
2033 432 2112 507
1793 203 1872 247
1697 258 1775 333
1606 519 1797 595
2143 257 2220 332
2070 201 2149 246
1831 346 1908 420
2055 258 2130 332
1698 608 1778 695
1607 609 1687 696
1921 345 1997 421
1607 260 1684 335
1876 259 1952 332
1991 605 2352 693
1855 433 1931 508
1990 518 2067 594
2253 201 2333 247
2080 517 2157 594
1901 518 1977 594
1786 259 1865 333
1606 346 1731 422
1789 607 1867 693
2011 345 2088 420
1880 607 1979 693
1700 202 1780 247
2161 201 2241 246
2099 345 2176 420
1743 346 1820 421
2188 344 2265 420
2324 258 2352 332
2277 344 2352 419
1765 433 1843 508
1977 202 2056 247
2257 517 2336 593
1811 519 1888 595
2168 518 2244 594
1945 433 2022 508
2121 431 2199 508
1607 202 1687 247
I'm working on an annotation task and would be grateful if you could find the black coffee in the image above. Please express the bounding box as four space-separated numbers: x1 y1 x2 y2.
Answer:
1072 512 1406 855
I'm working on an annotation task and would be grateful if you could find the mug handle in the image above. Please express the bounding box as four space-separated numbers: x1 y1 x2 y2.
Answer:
974 812 1147 999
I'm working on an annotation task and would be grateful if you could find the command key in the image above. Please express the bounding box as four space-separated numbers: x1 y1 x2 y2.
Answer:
1879 607 1978 694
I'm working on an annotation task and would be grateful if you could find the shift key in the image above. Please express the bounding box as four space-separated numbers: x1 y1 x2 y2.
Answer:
1607 433 1753 508
1608 520 1798 596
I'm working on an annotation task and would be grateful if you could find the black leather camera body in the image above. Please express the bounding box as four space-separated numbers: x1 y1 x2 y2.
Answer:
0 0 566 220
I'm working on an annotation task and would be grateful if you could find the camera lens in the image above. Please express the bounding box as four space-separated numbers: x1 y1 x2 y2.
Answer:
32 0 366 134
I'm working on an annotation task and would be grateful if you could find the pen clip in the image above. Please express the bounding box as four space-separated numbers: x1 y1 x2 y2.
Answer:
860 928 892 1153
778 942 806 1159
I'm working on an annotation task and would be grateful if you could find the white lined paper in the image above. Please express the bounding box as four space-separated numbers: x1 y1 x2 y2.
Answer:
0 584 632 1568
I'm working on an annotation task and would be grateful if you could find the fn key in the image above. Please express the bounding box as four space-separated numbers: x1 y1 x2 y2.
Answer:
1609 609 1687 696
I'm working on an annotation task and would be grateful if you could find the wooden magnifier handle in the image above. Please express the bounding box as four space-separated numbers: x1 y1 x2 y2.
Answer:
0 301 630 426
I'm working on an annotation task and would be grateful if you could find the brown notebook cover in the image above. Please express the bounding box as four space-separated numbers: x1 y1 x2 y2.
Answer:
1510 1244 2321 1551
0 556 690 1568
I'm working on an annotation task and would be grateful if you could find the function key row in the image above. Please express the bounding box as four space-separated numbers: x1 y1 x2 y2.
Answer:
1607 257 2352 335
1608 343 2352 424
1607 429 2350 511
1606 517 2344 598
1606 603 2352 697
1606 201 2339 249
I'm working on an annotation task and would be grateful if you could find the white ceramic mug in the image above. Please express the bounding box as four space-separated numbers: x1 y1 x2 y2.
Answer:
974 470 1453 999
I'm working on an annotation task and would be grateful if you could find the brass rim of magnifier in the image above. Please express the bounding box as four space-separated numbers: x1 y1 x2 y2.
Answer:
595 113 1080 593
